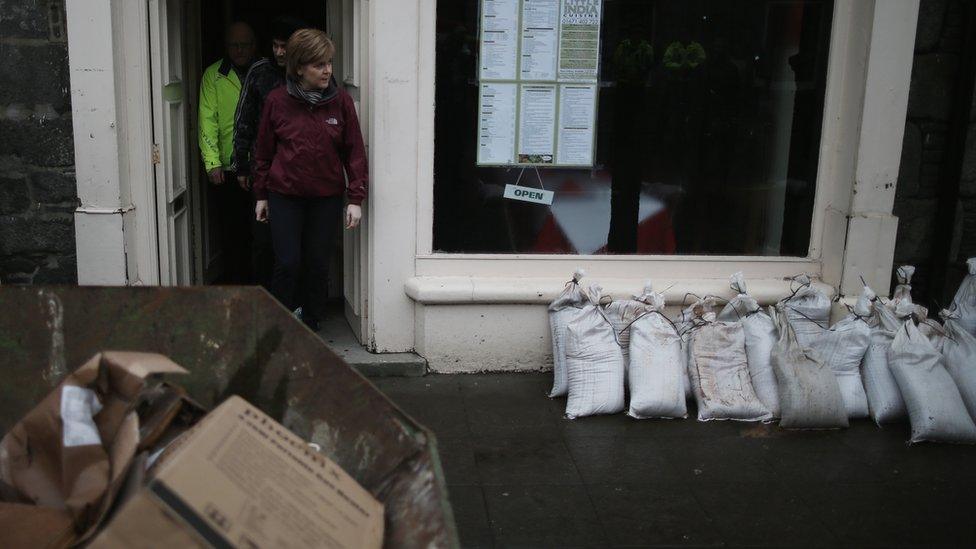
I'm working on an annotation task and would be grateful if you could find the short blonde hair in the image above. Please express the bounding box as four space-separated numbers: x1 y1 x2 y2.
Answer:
286 29 336 80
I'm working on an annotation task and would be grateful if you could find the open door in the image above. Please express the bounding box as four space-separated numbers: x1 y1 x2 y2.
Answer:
331 0 370 344
149 0 197 285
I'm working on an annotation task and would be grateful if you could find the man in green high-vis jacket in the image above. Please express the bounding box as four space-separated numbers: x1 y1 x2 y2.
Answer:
199 21 256 282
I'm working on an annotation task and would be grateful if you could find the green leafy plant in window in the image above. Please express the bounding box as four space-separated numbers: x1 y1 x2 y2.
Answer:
663 41 707 71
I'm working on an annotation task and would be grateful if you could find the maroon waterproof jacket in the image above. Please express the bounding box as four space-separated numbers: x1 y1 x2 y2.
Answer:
253 86 368 204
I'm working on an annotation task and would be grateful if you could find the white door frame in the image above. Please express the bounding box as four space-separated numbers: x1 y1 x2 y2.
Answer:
330 0 371 345
148 0 196 286
70 0 160 286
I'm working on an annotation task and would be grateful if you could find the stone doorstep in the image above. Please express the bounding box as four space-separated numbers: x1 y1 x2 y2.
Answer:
321 337 428 377
315 310 428 377
343 350 428 378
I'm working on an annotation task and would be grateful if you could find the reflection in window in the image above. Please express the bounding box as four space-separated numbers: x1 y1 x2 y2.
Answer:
434 0 833 255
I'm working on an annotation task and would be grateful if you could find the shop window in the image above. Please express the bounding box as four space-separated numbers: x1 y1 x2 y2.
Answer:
434 0 833 256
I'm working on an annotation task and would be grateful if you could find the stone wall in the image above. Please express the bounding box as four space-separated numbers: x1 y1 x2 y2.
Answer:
0 0 76 284
894 0 975 304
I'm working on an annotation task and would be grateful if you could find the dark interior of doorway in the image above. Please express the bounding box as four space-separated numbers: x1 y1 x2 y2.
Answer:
200 0 328 66
198 0 343 301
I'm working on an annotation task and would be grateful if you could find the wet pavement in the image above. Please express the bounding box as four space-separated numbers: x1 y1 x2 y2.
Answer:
370 372 976 548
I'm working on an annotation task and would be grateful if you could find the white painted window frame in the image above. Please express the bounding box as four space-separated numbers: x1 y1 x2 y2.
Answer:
410 0 914 295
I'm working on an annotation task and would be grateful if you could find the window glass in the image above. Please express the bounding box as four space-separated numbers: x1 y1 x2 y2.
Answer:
434 0 834 255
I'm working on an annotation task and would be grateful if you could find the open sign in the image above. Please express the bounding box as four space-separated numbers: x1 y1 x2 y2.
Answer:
503 184 555 206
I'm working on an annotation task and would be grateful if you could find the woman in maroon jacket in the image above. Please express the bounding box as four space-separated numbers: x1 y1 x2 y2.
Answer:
253 28 367 330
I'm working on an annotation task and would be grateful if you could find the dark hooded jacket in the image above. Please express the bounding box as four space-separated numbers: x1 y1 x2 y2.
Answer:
231 57 286 175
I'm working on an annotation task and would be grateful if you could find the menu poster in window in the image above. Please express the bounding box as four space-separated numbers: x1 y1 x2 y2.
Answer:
517 84 556 164
556 84 596 165
480 0 519 80
558 0 602 81
519 0 559 81
476 0 603 167
477 83 518 165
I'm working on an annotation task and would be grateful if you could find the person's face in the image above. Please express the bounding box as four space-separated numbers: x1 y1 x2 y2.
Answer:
226 25 256 67
272 39 288 67
298 58 333 91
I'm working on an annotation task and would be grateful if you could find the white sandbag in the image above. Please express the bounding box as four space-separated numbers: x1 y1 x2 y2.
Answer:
685 313 771 422
808 286 872 419
890 265 916 311
918 318 947 353
548 269 587 397
718 273 780 417
888 319 976 444
782 274 831 348
565 285 626 419
627 289 686 419
861 300 908 424
770 305 848 429
676 297 716 399
950 258 976 337
942 310 976 422
604 281 658 373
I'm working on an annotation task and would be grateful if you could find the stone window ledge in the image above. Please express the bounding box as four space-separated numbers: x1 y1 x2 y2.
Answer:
404 276 836 306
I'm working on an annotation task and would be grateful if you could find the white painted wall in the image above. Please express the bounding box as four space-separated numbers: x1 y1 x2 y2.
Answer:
68 0 128 285
364 0 424 352
839 0 920 296
68 0 157 286
416 304 552 372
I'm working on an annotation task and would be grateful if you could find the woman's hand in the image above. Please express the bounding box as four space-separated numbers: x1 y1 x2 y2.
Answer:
345 204 362 229
255 200 269 223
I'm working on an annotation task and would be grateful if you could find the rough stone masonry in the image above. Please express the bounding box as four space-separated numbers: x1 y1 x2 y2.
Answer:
894 0 976 302
0 0 76 284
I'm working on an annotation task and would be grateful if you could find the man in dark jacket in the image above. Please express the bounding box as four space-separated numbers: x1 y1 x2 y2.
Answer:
232 15 307 290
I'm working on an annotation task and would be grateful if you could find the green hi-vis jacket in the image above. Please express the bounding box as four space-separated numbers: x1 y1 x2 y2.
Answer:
198 59 243 172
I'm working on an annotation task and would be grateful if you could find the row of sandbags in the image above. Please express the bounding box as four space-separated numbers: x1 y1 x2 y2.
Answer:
547 264 976 444
872 264 976 443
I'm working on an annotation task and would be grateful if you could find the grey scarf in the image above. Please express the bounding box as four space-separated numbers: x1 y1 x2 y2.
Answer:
287 76 338 106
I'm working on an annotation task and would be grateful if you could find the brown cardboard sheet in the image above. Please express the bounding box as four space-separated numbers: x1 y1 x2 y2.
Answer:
92 396 385 549
0 352 189 548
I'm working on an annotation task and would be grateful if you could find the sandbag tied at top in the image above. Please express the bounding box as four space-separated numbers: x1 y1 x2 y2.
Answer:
888 266 948 352
891 265 916 310
950 258 976 338
918 314 948 353
808 286 872 419
718 272 780 418
548 269 588 397
604 280 659 374
941 309 976 422
676 296 717 399
627 286 686 419
888 319 976 444
685 312 771 422
861 297 908 424
770 304 848 430
565 284 626 419
781 274 831 348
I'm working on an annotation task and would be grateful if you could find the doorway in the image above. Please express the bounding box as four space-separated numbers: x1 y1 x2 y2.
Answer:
195 1 334 294
152 0 368 341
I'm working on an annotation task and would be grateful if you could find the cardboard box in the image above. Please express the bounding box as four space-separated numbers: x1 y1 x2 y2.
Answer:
92 396 384 549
